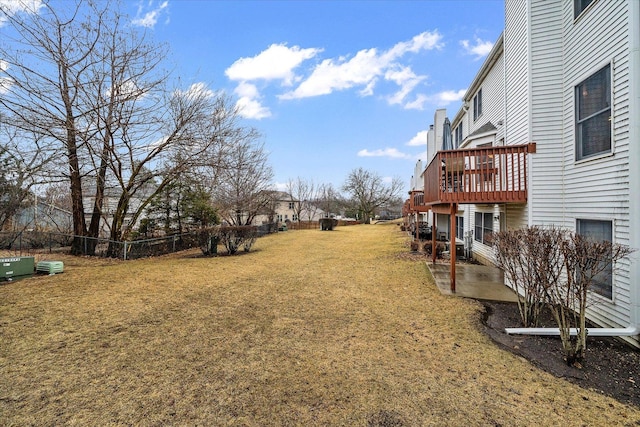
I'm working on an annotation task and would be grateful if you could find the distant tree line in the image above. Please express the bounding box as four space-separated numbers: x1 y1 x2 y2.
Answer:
285 169 405 225
0 1 404 258
0 1 271 256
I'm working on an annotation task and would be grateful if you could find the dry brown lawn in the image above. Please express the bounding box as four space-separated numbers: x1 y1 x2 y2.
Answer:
1 224 639 426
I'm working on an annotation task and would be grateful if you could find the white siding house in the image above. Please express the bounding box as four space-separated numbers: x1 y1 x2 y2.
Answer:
408 0 640 347
450 34 509 264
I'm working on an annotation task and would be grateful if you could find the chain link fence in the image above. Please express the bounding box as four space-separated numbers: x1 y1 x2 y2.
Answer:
1 223 280 260
1 231 201 260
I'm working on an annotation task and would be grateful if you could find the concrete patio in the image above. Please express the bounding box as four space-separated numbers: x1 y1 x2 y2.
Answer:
428 261 518 302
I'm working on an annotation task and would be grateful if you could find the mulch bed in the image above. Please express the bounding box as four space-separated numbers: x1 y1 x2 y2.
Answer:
481 301 640 407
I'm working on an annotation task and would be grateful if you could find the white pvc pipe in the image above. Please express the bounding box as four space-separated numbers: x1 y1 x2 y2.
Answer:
505 326 640 337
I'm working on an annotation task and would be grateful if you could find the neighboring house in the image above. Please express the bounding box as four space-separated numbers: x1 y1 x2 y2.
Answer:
253 191 300 226
406 0 640 347
82 182 156 238
254 191 330 226
2 197 73 233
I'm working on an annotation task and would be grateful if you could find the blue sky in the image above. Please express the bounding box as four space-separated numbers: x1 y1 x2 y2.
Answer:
3 0 505 193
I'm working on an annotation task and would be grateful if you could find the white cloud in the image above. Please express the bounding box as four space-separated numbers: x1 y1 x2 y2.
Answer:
403 94 429 111
460 37 494 60
403 89 466 110
385 66 426 105
414 150 428 161
280 30 441 101
280 48 385 100
406 130 429 147
225 44 322 85
225 30 442 118
0 59 11 94
233 82 271 119
177 82 216 100
236 97 271 120
435 89 466 104
226 44 321 120
384 30 444 60
357 148 411 160
132 0 169 29
273 181 288 192
0 0 43 26
234 81 260 99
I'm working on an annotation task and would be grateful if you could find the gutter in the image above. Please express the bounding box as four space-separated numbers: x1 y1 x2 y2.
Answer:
505 326 640 337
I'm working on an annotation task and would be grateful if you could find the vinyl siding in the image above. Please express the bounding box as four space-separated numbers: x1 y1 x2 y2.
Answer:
529 0 565 226
469 51 505 142
504 0 529 146
561 0 632 331
497 0 638 345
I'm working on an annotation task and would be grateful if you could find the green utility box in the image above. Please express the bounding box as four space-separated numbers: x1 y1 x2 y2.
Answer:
1 256 35 281
36 260 64 275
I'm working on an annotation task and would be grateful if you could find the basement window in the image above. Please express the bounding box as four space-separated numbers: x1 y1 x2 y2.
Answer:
577 219 613 299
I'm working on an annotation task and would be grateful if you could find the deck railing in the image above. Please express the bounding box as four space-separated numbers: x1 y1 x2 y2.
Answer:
422 143 535 206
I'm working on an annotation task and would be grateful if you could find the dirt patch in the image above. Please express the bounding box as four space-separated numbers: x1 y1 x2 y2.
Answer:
481 301 640 407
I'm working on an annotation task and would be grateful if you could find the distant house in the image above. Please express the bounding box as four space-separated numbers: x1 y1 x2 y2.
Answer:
252 191 328 226
406 0 640 347
82 182 156 238
2 196 73 234
251 191 298 227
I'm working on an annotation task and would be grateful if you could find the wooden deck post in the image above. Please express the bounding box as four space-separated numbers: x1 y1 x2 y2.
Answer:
432 213 437 265
450 203 457 293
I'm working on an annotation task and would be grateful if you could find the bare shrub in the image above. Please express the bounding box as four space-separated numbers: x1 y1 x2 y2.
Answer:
548 233 635 366
495 225 635 366
494 227 564 327
218 226 258 255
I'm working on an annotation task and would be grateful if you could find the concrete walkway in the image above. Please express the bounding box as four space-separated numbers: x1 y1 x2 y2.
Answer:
428 261 518 302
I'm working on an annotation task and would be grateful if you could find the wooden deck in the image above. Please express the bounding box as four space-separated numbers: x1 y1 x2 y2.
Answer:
421 143 535 207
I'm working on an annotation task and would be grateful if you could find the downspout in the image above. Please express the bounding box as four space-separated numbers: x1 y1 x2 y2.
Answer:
506 327 639 337
628 0 640 335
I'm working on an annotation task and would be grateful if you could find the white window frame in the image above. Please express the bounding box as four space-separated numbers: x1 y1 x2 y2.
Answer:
473 88 483 121
575 63 612 162
576 218 614 300
474 211 493 245
574 0 595 20
454 123 463 148
456 215 464 240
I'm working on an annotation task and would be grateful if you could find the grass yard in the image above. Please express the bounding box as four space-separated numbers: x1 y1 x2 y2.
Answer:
1 223 639 426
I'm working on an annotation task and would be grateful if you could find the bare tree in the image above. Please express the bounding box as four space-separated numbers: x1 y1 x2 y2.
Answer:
0 122 57 231
209 130 274 226
1 1 116 252
342 168 404 224
102 83 226 255
286 177 314 227
1 1 231 256
316 183 342 218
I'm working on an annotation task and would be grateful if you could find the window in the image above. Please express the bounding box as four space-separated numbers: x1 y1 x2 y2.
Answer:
474 212 493 245
476 142 494 183
454 123 463 148
577 219 613 299
574 0 595 19
473 88 482 121
576 65 611 160
456 216 464 239
288 202 295 210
